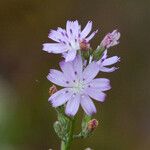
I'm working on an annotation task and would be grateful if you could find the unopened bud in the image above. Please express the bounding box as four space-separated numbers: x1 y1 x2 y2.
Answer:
93 30 120 61
80 39 90 51
100 30 120 49
49 85 57 95
87 119 98 132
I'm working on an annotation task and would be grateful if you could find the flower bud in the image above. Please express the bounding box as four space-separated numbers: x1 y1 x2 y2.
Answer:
49 85 57 95
80 39 90 51
53 121 62 138
81 118 99 138
100 30 120 49
87 119 98 132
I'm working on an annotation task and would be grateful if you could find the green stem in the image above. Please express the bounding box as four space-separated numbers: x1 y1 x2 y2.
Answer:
61 141 66 150
61 118 76 150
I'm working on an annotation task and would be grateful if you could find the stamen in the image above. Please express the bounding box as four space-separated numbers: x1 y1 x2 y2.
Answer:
61 32 64 36
65 33 69 38
70 29 73 34
69 42 71 46
66 81 69 84
58 39 62 42
62 41 66 44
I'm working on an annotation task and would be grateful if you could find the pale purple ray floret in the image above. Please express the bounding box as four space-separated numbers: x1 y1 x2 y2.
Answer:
47 55 111 116
97 50 120 73
43 20 98 62
101 30 120 49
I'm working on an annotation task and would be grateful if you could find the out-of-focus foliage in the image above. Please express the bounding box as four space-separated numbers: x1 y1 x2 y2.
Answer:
0 0 150 149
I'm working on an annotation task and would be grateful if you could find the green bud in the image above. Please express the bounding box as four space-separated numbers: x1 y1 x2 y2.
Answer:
53 121 63 139
73 116 99 139
81 116 98 138
53 107 71 142
81 115 92 131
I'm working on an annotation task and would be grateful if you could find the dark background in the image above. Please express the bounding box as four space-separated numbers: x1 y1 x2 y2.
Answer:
0 0 150 150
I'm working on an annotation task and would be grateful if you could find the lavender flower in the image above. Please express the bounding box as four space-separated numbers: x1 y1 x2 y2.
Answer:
43 20 98 62
97 50 120 72
47 55 111 116
100 30 120 49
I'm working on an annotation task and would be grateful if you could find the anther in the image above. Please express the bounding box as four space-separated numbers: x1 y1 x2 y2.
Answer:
70 29 73 34
66 81 69 84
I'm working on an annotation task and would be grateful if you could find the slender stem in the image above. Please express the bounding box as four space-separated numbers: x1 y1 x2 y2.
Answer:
61 141 66 150
61 118 76 150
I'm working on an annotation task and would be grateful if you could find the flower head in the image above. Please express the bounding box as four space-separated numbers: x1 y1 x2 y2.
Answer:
43 20 98 62
47 55 111 116
100 30 120 49
97 50 120 72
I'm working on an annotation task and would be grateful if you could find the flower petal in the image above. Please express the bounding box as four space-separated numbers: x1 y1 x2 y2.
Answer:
83 62 99 83
48 30 62 42
66 20 72 38
85 88 106 102
72 20 79 37
65 94 80 116
50 89 74 107
81 21 92 38
81 95 96 115
102 56 120 66
99 66 118 73
47 69 70 87
59 61 75 82
48 88 69 101
112 30 121 40
72 55 83 79
65 49 77 62
57 27 69 43
86 30 98 42
88 78 111 91
43 43 68 54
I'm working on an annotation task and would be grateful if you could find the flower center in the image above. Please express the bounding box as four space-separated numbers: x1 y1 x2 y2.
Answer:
69 39 80 50
72 80 85 93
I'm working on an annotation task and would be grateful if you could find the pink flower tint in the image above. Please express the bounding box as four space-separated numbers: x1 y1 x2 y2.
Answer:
101 30 120 49
43 20 98 62
47 55 111 116
97 50 120 73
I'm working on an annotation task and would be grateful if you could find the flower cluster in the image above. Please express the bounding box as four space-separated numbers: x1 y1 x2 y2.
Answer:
43 20 120 116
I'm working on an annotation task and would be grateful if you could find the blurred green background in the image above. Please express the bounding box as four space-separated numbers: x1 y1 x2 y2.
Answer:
0 0 150 149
